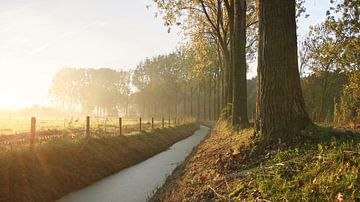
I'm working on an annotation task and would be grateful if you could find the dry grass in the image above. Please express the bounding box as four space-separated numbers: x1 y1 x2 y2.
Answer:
0 117 163 136
151 121 360 201
0 117 174 150
151 120 254 201
0 122 199 202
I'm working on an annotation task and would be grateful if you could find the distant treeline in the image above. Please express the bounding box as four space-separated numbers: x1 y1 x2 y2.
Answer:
49 57 357 125
49 68 131 117
49 50 225 119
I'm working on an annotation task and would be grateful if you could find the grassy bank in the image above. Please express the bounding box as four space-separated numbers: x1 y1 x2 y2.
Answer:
0 122 199 202
152 121 360 201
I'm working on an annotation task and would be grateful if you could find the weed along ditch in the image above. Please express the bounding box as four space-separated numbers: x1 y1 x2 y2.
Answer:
59 125 210 202
0 121 201 201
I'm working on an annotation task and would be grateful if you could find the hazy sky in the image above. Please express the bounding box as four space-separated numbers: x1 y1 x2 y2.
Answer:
0 0 331 109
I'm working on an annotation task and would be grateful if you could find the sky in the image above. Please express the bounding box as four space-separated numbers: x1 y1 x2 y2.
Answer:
246 0 333 78
0 0 331 109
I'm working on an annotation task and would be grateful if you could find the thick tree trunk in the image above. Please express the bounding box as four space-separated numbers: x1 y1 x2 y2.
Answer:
232 0 249 128
227 0 234 116
256 0 310 141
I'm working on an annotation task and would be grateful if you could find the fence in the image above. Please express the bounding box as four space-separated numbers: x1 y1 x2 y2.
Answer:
0 116 190 152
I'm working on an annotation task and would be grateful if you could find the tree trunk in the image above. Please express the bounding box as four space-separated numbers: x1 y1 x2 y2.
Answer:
125 95 129 117
256 0 310 141
232 0 249 128
216 42 225 112
223 52 230 109
227 0 235 109
209 79 212 120
183 92 187 117
190 85 193 117
319 70 329 122
197 84 201 119
216 70 220 118
214 76 218 120
203 84 207 120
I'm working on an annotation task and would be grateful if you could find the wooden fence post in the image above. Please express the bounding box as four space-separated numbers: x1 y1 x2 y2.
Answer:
119 117 122 135
162 117 164 128
30 117 36 149
86 116 90 138
139 117 142 132
168 117 171 127
175 118 177 125
151 117 154 129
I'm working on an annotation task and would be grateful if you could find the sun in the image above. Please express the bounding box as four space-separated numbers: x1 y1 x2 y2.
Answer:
0 90 30 109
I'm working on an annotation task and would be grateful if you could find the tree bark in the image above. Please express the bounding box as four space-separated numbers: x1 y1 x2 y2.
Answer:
223 51 230 109
256 0 310 141
232 0 249 128
209 78 212 120
227 0 235 115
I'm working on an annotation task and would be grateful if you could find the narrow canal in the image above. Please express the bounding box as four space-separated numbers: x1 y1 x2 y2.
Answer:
59 125 210 202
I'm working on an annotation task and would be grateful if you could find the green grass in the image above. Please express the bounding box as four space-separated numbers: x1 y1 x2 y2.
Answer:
0 117 165 135
0 121 199 201
230 126 360 201
151 121 360 201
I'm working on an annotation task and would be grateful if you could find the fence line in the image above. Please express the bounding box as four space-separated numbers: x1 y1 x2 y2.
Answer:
0 116 193 152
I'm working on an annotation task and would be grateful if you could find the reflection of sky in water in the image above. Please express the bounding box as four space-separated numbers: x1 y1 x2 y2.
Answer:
59 126 210 202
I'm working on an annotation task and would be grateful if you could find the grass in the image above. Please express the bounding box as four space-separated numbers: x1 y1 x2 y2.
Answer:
0 117 174 150
241 126 360 201
0 117 163 135
152 121 360 201
0 121 199 202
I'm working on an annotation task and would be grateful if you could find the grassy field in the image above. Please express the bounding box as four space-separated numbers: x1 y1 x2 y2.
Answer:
152 121 360 201
0 117 164 135
0 117 175 151
0 121 199 201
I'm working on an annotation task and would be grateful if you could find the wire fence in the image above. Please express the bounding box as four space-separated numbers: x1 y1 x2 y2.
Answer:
0 116 191 152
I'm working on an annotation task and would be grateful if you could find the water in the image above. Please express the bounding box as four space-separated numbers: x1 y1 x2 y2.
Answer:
58 126 210 202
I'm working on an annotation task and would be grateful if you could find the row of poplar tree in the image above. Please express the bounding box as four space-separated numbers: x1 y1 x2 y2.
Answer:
50 0 359 143
151 0 359 141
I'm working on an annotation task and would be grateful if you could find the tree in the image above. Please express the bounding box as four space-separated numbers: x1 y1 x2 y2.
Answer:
256 0 310 142
334 72 360 127
152 0 257 124
49 68 85 113
302 23 339 121
326 0 360 71
326 0 360 127
50 68 131 117
232 0 249 127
